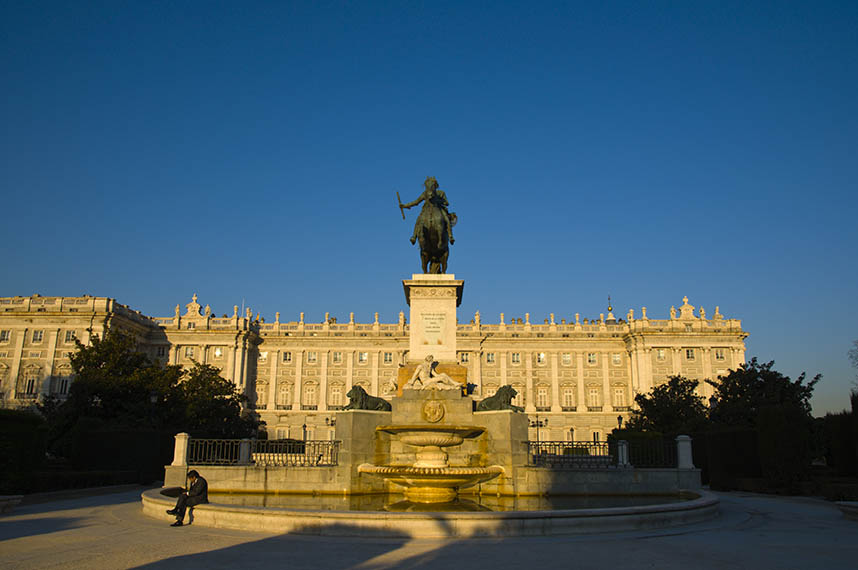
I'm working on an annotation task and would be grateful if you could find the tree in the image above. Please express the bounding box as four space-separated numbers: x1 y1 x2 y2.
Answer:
41 330 261 459
625 375 708 436
707 358 820 489
707 358 819 427
178 362 261 438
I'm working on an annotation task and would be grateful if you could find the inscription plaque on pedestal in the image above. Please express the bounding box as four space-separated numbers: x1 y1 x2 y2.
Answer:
403 274 463 362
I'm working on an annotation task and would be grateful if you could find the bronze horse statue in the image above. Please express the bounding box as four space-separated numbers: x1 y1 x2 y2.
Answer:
399 177 456 274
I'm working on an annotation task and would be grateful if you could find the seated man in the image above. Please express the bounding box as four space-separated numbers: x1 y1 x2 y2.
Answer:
166 469 208 527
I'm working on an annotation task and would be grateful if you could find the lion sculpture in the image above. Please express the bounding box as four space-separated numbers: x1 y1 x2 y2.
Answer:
344 385 392 412
475 385 524 412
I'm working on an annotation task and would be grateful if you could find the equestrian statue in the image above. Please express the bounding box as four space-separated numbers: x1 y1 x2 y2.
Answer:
398 176 457 274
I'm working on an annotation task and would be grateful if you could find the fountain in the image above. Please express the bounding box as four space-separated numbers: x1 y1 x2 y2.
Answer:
359 421 504 503
143 273 717 536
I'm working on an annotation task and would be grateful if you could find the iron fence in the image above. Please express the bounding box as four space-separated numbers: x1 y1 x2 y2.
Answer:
627 439 678 468
186 438 340 467
187 439 243 465
527 441 618 469
252 440 340 467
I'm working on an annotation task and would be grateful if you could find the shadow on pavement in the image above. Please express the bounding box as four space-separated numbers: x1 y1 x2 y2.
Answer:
131 522 417 569
0 516 89 541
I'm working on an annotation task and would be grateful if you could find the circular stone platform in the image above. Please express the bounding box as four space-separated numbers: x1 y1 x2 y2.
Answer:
142 489 719 538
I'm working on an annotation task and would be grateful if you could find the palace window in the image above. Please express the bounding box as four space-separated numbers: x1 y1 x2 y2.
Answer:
587 353 597 365
213 347 223 359
561 353 571 366
613 388 626 408
612 353 622 365
0 330 9 343
656 348 666 361
157 346 167 357
307 351 318 363
332 351 342 364
460 352 469 363
59 377 69 395
279 384 292 406
592 431 601 442
562 388 575 408
536 387 549 408
358 352 368 364
588 388 601 407
259 351 268 363
383 352 393 364
715 348 725 360
187 322 196 330
283 351 292 363
304 384 317 406
184 347 194 358
330 385 342 407
685 324 693 332
32 330 44 343
511 353 521 364
536 352 546 364
64 330 75 343
24 367 39 394
685 349 695 360
486 353 496 364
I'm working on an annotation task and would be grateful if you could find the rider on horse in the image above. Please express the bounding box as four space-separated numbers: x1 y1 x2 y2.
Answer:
402 176 455 246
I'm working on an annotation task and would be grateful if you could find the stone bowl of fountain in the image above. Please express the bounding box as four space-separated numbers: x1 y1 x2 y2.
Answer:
358 424 505 503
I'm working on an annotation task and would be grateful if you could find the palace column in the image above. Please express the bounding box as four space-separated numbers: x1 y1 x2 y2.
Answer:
40 328 59 398
267 349 278 411
628 348 640 394
672 348 681 376
225 345 235 383
601 351 613 412
550 351 561 413
345 350 354 392
371 351 379 396
319 350 328 410
576 352 585 415
295 349 304 410
8 328 26 399
642 348 654 393
701 348 713 398
500 350 508 386
525 350 535 413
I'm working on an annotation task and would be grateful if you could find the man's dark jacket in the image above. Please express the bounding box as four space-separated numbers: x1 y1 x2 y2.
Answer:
187 476 208 505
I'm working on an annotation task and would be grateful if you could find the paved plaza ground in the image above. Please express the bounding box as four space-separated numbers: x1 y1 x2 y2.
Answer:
1 485 855 569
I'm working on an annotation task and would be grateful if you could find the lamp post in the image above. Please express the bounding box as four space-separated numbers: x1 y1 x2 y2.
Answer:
617 415 624 430
530 414 548 446
302 423 307 442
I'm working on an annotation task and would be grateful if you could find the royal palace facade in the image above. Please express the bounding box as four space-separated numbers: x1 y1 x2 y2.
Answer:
0 292 747 442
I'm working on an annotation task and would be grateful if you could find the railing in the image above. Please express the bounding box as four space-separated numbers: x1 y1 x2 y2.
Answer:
186 438 340 467
253 440 340 467
187 439 244 465
527 441 617 469
628 438 678 468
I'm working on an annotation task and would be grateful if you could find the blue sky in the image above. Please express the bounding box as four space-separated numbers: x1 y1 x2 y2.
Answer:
2 1 856 415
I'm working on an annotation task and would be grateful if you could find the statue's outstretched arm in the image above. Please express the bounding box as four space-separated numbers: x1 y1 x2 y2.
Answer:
401 191 426 209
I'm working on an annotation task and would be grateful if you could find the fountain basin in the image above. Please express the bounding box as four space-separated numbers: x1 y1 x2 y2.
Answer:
377 424 486 468
141 488 719 537
358 464 504 502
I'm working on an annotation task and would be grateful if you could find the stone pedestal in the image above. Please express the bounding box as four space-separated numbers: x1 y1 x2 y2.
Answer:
403 274 463 363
